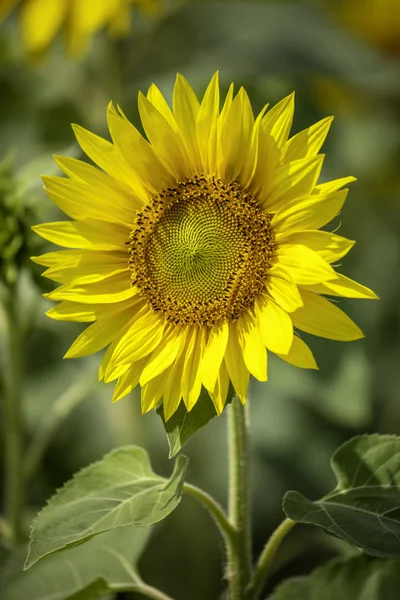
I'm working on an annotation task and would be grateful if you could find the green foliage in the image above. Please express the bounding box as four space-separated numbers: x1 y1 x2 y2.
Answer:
157 385 236 457
283 435 400 557
2 527 149 600
0 153 42 287
157 387 224 457
26 446 188 569
268 554 400 600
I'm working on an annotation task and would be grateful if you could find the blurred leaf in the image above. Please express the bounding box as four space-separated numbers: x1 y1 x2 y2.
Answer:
2 526 149 600
157 386 234 457
316 348 372 428
26 446 188 569
283 435 400 557
268 554 400 600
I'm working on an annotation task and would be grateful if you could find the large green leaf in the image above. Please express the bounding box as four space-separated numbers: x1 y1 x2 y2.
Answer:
157 386 235 457
268 554 400 600
3 526 149 600
26 445 188 569
283 435 400 557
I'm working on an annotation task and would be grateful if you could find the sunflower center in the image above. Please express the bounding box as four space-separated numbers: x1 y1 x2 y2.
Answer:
128 175 275 326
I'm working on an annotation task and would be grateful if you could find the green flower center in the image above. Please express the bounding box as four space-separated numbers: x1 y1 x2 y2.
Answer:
128 175 275 326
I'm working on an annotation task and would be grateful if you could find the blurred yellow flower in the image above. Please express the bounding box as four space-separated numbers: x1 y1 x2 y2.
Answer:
338 0 400 56
33 73 377 420
0 0 159 56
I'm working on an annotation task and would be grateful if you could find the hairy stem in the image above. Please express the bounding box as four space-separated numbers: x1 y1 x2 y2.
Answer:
1 286 24 545
111 582 175 600
247 518 296 599
227 396 252 599
183 482 236 545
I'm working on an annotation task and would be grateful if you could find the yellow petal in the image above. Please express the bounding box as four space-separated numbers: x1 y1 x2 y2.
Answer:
276 230 355 263
277 335 318 369
173 73 202 171
268 267 303 312
138 92 191 179
181 326 205 411
21 0 67 54
31 249 82 268
32 221 93 249
314 176 356 194
240 102 269 189
43 253 128 285
54 154 143 206
291 290 364 341
202 320 229 393
75 219 130 251
139 325 183 386
262 92 295 148
104 308 165 381
224 323 250 404
271 188 348 232
147 83 179 132
162 345 187 421
208 362 230 415
72 123 146 197
46 298 135 323
112 357 148 403
255 295 293 355
283 116 333 162
141 370 166 414
46 274 139 304
107 103 171 195
260 154 324 212
196 72 220 172
42 175 134 223
274 244 336 285
98 332 130 382
218 87 254 181
237 314 267 381
46 301 96 322
64 309 132 359
304 273 378 299
248 104 280 194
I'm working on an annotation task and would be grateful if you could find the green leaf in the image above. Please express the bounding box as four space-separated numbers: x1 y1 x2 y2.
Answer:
26 445 188 569
268 554 400 600
3 526 149 600
157 385 235 457
283 434 400 557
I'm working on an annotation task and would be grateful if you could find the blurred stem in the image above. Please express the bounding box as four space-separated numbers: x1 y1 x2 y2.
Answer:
247 518 296 599
1 284 24 546
24 375 94 483
183 483 236 545
112 582 175 600
227 396 252 599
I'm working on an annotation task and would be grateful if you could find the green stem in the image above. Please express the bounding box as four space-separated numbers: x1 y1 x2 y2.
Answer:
111 582 175 600
227 396 252 599
183 482 236 546
247 518 296 599
1 286 24 545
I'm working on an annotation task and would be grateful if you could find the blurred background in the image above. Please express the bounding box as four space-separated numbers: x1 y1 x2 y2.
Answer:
0 0 399 598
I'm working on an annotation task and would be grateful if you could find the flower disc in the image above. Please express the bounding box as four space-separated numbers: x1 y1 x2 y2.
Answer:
129 175 275 326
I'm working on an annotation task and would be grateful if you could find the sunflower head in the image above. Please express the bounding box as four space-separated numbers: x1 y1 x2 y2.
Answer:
0 0 162 58
33 72 377 421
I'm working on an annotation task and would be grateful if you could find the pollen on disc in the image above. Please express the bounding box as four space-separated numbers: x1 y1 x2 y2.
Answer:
128 175 275 326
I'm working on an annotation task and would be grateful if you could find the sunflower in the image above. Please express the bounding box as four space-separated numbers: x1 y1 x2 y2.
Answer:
32 73 377 420
0 0 159 56
335 0 400 56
